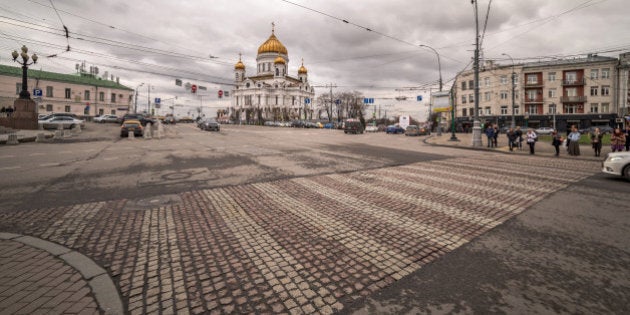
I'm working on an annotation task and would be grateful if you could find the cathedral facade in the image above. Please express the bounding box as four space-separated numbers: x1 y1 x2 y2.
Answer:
230 26 315 122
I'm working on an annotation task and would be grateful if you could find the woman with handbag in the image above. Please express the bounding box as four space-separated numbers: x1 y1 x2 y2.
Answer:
611 128 626 152
567 126 581 156
526 128 538 155
590 127 603 157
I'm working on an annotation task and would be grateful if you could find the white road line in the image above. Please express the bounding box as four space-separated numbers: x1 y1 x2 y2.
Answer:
39 162 60 167
29 153 45 156
103 157 119 161
0 166 21 171
0 155 15 159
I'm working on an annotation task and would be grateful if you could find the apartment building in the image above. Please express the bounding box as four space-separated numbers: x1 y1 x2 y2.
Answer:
0 64 133 118
454 53 628 132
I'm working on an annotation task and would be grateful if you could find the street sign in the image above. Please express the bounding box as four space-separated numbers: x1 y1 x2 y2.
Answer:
335 99 341 105
304 98 311 104
155 98 161 104
363 98 374 104
33 88 42 97
417 95 423 101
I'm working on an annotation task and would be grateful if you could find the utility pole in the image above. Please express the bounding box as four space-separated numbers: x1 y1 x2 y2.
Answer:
472 0 483 147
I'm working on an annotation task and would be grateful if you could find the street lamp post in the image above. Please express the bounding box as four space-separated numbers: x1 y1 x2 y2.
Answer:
502 53 516 128
419 44 443 92
134 83 144 113
11 45 38 100
471 0 483 147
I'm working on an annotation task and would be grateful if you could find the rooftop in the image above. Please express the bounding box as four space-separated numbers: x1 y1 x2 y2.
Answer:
0 64 133 91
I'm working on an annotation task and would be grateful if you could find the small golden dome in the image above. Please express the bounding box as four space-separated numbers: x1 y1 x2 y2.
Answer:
298 59 307 74
274 56 286 64
258 30 288 55
234 53 245 70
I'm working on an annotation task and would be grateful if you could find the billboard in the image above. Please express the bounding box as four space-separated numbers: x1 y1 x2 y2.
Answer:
431 91 451 112
399 115 410 129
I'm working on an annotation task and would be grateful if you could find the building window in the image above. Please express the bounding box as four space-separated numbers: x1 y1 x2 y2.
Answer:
601 86 609 96
527 105 538 115
462 108 467 116
515 90 519 100
46 104 53 112
484 107 491 115
514 106 520 115
64 88 71 99
461 95 467 104
65 105 71 112
590 69 599 80
98 108 104 115
548 72 556 81
500 76 508 85
111 109 116 115
526 74 538 84
601 68 610 79
500 106 508 115
292 96 295 105
565 71 577 83
111 93 116 103
469 80 474 89
590 86 598 96
46 86 53 97
548 89 556 98
484 92 491 101
275 95 278 105
590 103 598 113
527 90 537 101
566 88 577 97
99 92 104 101
84 90 90 101
500 91 508 100
468 94 474 103
565 104 577 114
461 81 466 90
484 77 490 87
513 76 519 85
549 104 556 114
601 103 609 112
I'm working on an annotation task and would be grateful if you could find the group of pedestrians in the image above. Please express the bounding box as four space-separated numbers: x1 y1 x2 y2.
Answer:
484 124 500 148
0 106 15 117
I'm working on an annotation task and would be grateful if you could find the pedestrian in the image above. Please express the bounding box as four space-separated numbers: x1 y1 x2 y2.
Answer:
515 126 523 150
567 126 581 156
493 125 499 147
526 128 538 154
590 127 603 157
485 124 495 148
625 124 630 151
507 127 518 151
551 129 563 156
566 125 576 152
6 106 13 117
610 128 626 152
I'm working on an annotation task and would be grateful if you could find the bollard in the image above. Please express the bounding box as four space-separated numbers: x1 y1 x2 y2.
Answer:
36 132 46 142
54 129 63 139
156 121 164 139
129 130 135 139
73 123 82 134
6 132 19 145
144 122 152 139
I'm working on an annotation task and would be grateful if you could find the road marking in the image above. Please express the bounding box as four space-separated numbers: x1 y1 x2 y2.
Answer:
29 152 45 156
59 151 74 154
103 157 119 161
0 155 15 159
0 166 21 171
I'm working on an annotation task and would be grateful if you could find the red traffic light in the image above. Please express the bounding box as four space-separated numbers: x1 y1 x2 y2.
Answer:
191 85 197 93
218 90 223 98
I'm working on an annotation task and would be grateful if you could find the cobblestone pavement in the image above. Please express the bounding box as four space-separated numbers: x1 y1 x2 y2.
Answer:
0 238 100 314
0 153 600 314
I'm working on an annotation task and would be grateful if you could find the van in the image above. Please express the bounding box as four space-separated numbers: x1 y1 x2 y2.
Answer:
343 120 364 134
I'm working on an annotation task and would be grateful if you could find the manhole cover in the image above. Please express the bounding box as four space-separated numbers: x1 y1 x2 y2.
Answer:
125 194 183 210
162 172 192 180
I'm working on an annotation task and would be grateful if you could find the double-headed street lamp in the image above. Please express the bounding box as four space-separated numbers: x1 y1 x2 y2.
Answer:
502 53 516 128
420 44 443 135
134 83 144 113
11 45 38 100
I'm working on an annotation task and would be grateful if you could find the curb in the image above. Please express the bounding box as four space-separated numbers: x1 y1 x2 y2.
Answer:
0 232 124 315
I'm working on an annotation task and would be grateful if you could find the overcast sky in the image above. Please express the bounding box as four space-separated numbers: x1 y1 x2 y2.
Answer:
1 0 629 117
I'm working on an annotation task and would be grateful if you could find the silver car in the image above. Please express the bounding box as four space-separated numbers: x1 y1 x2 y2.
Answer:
602 152 630 180
39 116 85 130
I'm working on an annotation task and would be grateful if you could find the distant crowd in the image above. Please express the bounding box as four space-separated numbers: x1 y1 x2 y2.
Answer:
0 106 15 117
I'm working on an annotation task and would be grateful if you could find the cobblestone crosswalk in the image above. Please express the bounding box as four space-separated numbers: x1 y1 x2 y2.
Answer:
1 155 600 314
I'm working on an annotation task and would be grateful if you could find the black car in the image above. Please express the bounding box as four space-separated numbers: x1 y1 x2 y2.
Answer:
199 119 220 131
344 120 364 134
119 114 155 126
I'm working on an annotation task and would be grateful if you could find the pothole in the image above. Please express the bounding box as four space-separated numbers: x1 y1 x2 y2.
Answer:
125 194 183 210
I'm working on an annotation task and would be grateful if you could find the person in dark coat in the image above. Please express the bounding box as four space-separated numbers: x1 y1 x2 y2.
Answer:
551 129 563 156
514 126 523 150
507 128 518 151
485 125 495 148
590 127 604 157
493 125 499 147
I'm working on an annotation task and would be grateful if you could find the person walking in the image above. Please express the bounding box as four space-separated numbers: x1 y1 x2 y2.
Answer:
590 127 604 157
610 128 626 152
551 129 563 156
507 128 518 151
624 124 630 151
526 128 537 154
567 126 581 156
515 126 523 150
493 125 499 148
485 125 495 148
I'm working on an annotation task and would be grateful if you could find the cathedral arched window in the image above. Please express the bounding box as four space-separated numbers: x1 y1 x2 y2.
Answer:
275 95 278 105
246 83 250 88
276 68 279 76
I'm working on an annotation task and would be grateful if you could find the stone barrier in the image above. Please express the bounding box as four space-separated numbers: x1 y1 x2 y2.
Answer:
144 123 152 139
36 133 46 142
6 132 19 145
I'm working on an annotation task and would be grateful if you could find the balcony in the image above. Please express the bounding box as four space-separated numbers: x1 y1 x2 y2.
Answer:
524 97 544 104
562 78 586 86
524 81 543 88
560 95 587 103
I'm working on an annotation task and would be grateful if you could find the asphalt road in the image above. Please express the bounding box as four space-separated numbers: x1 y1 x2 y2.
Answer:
0 122 627 314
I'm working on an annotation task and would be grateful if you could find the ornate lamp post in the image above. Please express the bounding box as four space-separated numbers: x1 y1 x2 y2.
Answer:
12 45 38 100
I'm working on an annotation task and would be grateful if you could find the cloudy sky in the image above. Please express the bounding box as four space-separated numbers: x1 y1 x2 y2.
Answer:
1 0 629 117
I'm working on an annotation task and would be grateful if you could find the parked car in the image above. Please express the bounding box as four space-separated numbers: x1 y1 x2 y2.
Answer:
163 116 176 124
365 125 378 132
418 126 431 135
343 120 364 134
178 116 195 123
38 116 85 130
405 125 421 136
386 124 405 134
119 113 155 126
602 152 630 181
534 127 555 135
120 119 143 137
94 114 119 123
38 112 79 121
199 119 220 131
579 126 614 135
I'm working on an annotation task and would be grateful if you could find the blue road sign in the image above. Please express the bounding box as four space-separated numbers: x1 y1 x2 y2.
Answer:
305 98 310 104
363 98 374 104
417 95 423 101
155 98 161 104
33 88 42 97
335 99 341 105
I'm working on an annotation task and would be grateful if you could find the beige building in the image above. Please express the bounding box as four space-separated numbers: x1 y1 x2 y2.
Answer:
0 64 133 118
453 53 627 132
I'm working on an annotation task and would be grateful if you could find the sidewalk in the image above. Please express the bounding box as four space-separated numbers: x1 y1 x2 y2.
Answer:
425 131 609 160
0 233 123 314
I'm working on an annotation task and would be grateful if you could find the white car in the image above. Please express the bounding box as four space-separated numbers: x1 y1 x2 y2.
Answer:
94 114 119 123
365 125 378 132
602 152 630 180
38 116 85 130
534 127 555 135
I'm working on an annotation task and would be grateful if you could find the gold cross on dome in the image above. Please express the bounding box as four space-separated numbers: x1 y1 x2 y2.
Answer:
272 22 275 33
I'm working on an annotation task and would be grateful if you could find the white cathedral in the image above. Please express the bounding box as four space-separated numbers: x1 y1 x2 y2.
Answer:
230 25 315 122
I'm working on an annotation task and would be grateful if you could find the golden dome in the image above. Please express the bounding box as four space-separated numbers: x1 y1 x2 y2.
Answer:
298 59 307 74
257 31 288 55
234 53 245 70
274 56 286 64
